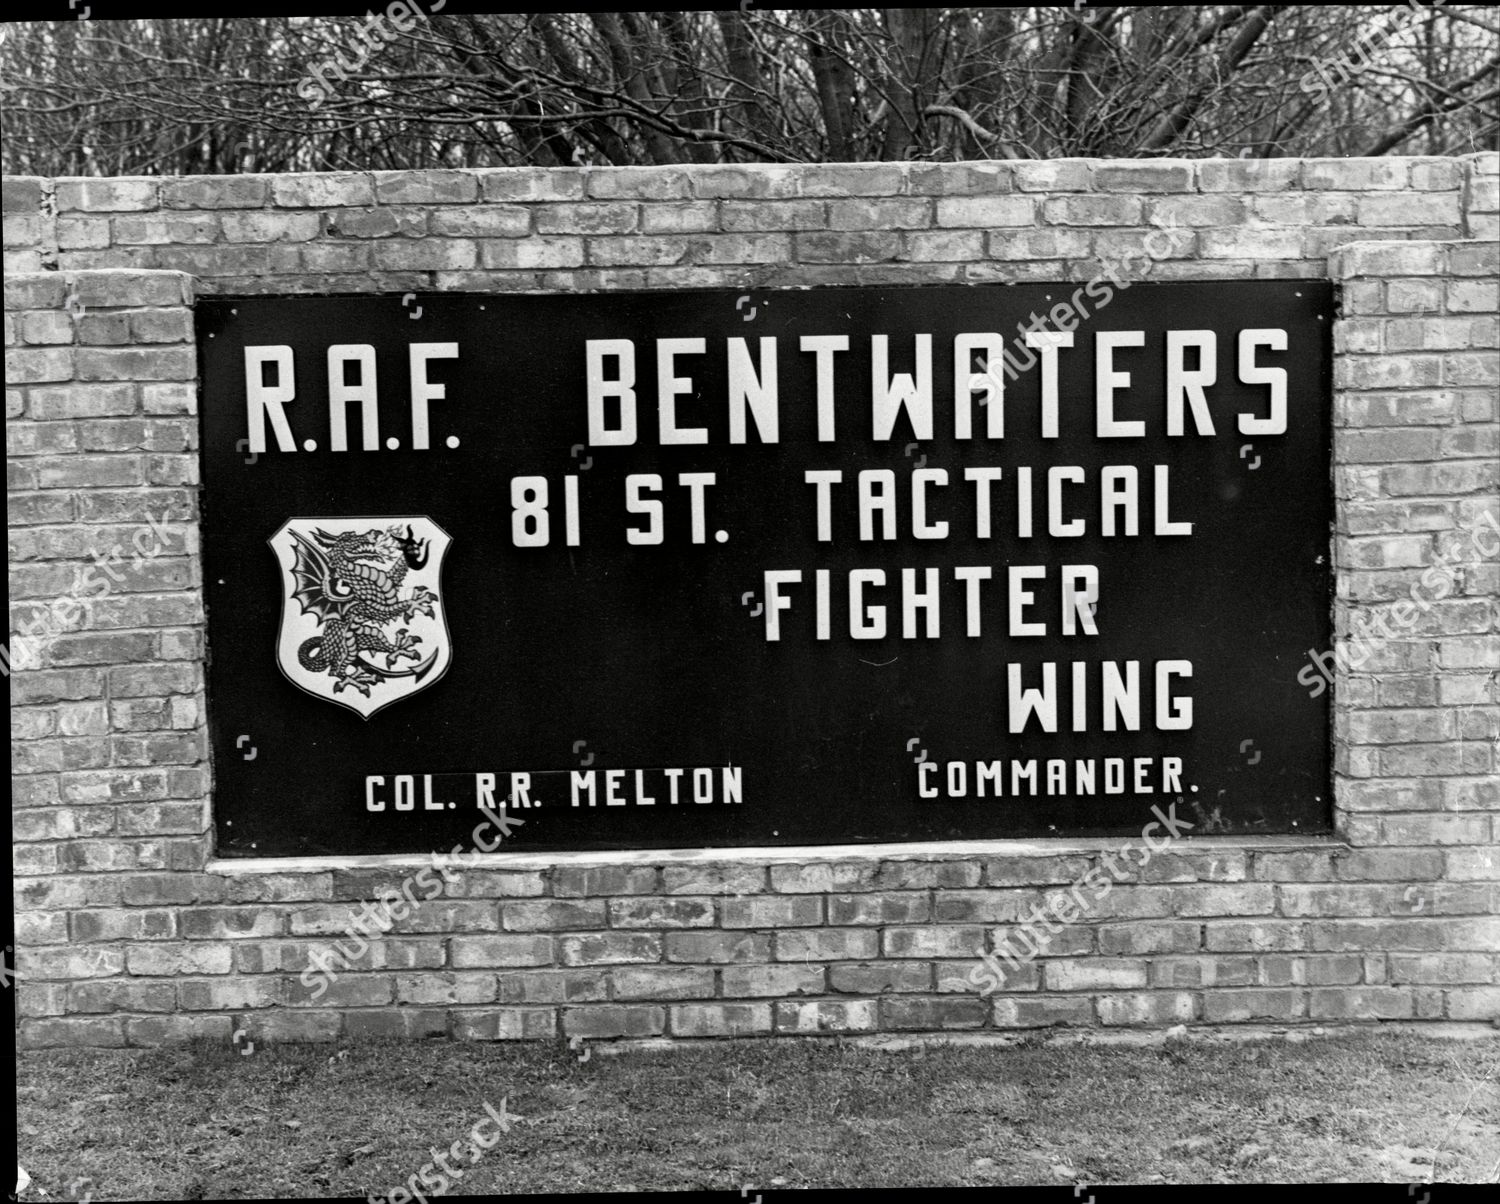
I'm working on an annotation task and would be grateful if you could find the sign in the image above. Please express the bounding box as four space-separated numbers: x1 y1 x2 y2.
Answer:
198 283 1333 856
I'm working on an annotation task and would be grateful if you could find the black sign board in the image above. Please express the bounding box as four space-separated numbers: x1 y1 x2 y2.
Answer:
198 283 1333 856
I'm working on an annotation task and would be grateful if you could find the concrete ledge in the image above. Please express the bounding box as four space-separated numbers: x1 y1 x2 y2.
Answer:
587 1018 1500 1056
206 834 1352 875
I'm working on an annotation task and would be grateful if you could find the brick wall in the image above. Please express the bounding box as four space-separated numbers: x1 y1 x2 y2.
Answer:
6 154 1498 1047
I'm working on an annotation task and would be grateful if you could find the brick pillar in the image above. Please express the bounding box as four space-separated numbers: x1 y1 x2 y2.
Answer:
8 269 219 1046
1327 239 1500 1023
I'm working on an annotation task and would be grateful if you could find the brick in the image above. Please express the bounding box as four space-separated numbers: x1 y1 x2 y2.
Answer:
1358 194 1462 226
608 897 714 929
269 174 374 208
111 213 219 245
1132 851 1250 884
777 928 878 962
1448 242 1500 276
1089 889 1177 920
1095 161 1194 191
1200 228 1302 259
722 200 828 231
1389 954 1497 985
1098 922 1201 955
1042 196 1143 225
795 231 900 264
1174 885 1276 916
535 929 663 968
775 999 879 1033
451 934 554 967
428 207 529 238
285 973 394 1007
535 203 637 235
586 167 694 201
1309 986 1414 1020
985 229 1093 261
465 170 581 205
1202 921 1308 953
15 909 67 942
660 865 766 895
57 178 159 212
880 926 984 960
828 893 930 925
371 240 477 271
74 347 195 382
984 856 1092 887
875 861 981 889
721 896 823 927
70 273 190 309
177 978 283 1010
343 1009 448 1040
641 203 719 235
1337 849 1445 880
937 958 1040 993
217 211 320 242
1380 814 1490 844
1202 989 1306 1023
241 1011 341 1043
692 233 791 264
829 962 932 994
552 866 657 896
7 347 74 384
398 972 499 1005
611 966 716 1000
935 196 1033 228
685 165 804 200
769 862 878 893
1289 954 1362 986
1253 851 1338 881
1446 987 1500 1021
1303 159 1410 190
178 907 283 939
992 995 1095 1028
500 900 605 930
881 996 986 1030
1097 992 1197 1026
1044 959 1149 991
19 1016 127 1048
161 177 269 209
933 890 1036 924
827 197 930 230
442 870 546 899
670 1003 772 1037
903 230 985 262
722 965 825 997
7 276 67 309
17 983 68 1019
1310 920 1443 952
560 1005 663 1039
1444 918 1500 950
371 170 479 204
4 177 45 212
124 943 230 976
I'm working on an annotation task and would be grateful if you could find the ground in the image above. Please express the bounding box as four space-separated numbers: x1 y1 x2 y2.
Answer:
15 1030 1500 1197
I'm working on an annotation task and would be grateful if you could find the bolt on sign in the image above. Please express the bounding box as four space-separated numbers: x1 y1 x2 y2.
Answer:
197 283 1332 856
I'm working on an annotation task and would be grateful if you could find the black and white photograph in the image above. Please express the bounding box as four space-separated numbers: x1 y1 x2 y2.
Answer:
6 3 1499 1196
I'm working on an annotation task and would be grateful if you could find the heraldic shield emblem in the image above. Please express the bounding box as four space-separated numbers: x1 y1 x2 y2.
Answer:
269 517 453 719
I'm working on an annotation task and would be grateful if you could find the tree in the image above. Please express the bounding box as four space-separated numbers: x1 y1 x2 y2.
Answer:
2 7 1496 176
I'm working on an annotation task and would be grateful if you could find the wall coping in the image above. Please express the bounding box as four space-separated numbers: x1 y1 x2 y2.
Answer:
6 150 1496 185
206 834 1352 875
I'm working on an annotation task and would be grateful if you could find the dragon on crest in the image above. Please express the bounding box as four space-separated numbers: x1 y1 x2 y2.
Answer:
288 524 439 697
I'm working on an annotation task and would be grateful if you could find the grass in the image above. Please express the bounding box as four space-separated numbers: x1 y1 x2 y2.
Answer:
16 1030 1500 1197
